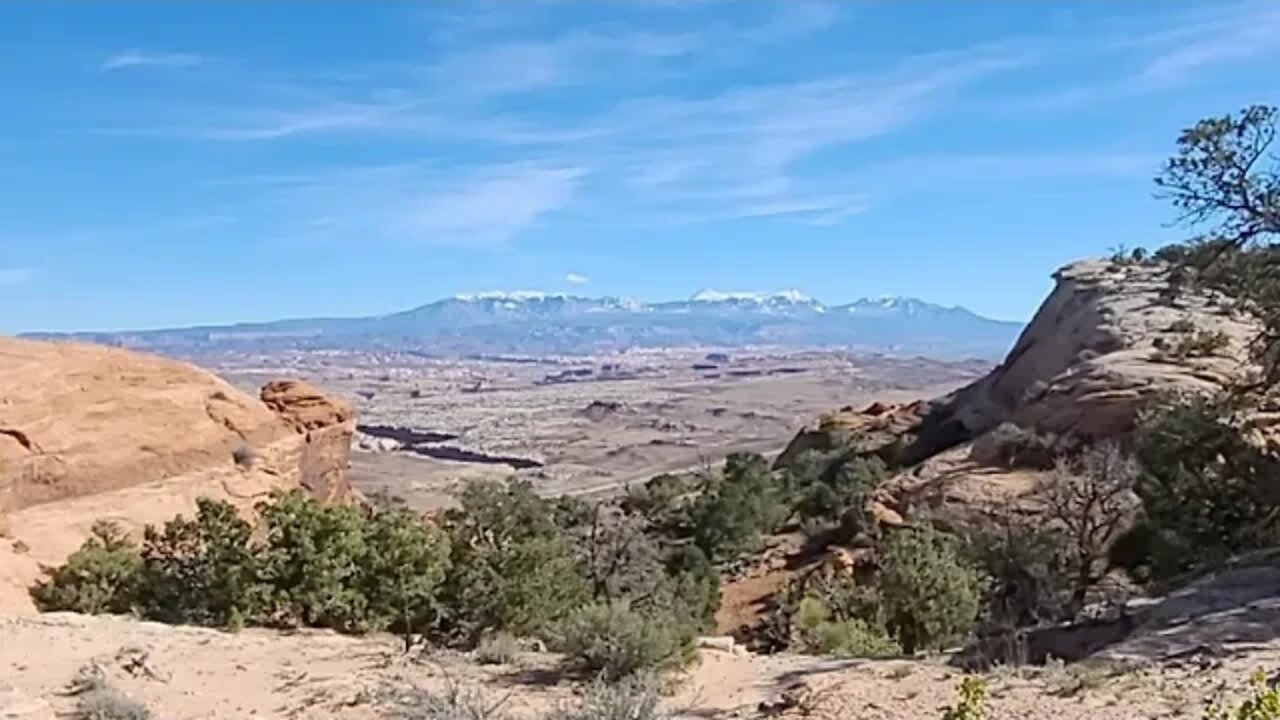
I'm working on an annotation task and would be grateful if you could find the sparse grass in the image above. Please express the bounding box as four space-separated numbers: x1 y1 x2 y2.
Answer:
551 602 695 681
1205 670 1280 720
474 632 521 666
549 676 665 720
390 675 666 720
1046 659 1137 698
391 681 514 720
70 668 151 720
1171 329 1232 359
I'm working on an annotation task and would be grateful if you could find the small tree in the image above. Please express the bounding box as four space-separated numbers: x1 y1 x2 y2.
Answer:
1155 105 1280 388
965 518 1074 630
254 490 372 631
790 596 901 658
879 529 981 653
686 453 789 562
551 601 695 681
1129 395 1280 577
437 479 590 645
579 504 667 607
1036 441 1139 609
660 544 720 630
792 453 886 530
362 503 451 650
30 520 142 615
137 498 259 627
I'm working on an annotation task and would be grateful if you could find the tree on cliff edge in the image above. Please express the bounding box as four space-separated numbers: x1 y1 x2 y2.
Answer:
1156 104 1280 388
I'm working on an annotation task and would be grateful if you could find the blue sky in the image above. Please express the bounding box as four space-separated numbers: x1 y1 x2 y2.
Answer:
3 1 1278 333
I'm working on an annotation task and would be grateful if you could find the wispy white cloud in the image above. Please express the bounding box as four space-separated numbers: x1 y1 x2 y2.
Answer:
76 1 1270 247
1011 1 1280 110
0 268 34 287
744 1 842 42
565 272 589 285
270 163 585 247
396 165 584 245
1134 6 1280 89
101 50 206 72
424 28 702 97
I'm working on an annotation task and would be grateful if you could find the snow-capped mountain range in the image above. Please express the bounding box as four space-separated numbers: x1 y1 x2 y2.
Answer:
25 291 1024 359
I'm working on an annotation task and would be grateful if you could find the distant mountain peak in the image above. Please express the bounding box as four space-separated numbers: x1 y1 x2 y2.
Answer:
690 289 818 304
25 288 1023 360
452 291 567 302
842 296 968 317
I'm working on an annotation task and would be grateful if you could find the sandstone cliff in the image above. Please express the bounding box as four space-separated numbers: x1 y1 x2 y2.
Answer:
779 258 1260 520
0 337 354 613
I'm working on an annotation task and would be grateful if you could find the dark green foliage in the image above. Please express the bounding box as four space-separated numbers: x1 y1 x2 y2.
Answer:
791 597 901 658
660 544 720 629
879 529 981 653
437 479 591 644
255 491 373 631
35 492 451 642
361 503 451 638
1125 396 1280 578
965 521 1074 630
31 521 142 615
551 601 696 681
792 453 886 530
137 497 259 627
252 492 450 635
685 453 789 562
620 473 689 532
1156 105 1278 249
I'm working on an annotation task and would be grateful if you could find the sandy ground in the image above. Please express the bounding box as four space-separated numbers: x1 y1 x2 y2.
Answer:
3 611 1278 720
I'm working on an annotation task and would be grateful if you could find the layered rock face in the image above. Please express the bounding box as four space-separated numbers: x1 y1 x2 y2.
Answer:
780 258 1259 519
0 337 354 612
922 259 1253 446
259 379 355 503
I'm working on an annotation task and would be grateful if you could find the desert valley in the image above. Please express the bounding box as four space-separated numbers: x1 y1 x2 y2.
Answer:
5 3 1280 719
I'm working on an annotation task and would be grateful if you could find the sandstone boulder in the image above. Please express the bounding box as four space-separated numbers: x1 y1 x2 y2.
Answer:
0 337 355 613
259 380 354 503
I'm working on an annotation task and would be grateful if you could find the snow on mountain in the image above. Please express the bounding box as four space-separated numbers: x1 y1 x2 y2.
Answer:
839 296 976 318
26 290 1024 359
453 291 565 302
689 289 816 304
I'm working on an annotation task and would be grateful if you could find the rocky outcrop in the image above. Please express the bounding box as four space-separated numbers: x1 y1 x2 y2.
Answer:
0 337 355 612
921 259 1253 446
781 258 1260 521
259 380 355 503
